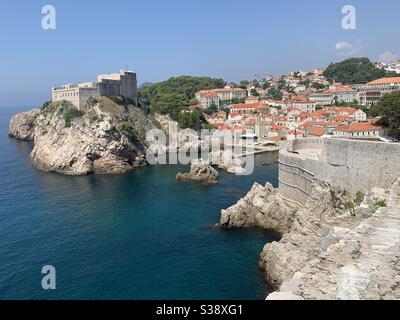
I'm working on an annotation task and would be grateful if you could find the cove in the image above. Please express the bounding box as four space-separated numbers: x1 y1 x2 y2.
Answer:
0 106 279 300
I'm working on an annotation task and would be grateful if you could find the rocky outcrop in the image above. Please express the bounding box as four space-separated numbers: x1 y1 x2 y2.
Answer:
8 109 40 141
9 97 158 175
260 182 352 288
220 182 299 234
268 180 400 300
220 174 400 299
209 150 245 175
176 159 219 184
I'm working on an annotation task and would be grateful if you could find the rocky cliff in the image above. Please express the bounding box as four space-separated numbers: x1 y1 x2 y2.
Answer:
9 97 160 175
9 109 40 141
220 177 400 300
220 182 299 234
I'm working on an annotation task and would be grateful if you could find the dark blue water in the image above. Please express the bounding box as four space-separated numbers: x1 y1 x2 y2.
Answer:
0 106 279 300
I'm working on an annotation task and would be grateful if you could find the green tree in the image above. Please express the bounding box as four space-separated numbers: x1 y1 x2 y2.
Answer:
138 76 225 119
277 79 286 90
204 103 218 115
370 92 400 140
151 93 189 120
299 80 310 88
189 98 200 106
268 87 283 100
262 82 271 90
250 88 260 96
323 57 390 84
239 80 249 89
312 82 326 90
222 107 230 115
178 109 206 130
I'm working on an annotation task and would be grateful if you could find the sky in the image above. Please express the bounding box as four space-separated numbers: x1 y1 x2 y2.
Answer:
0 0 399 106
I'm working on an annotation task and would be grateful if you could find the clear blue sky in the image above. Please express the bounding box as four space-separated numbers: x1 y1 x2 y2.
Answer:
1 0 399 106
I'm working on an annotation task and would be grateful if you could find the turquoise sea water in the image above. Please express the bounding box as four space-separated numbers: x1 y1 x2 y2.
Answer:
0 106 279 300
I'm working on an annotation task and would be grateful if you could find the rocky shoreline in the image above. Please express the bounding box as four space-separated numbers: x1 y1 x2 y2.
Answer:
220 178 400 300
9 97 154 175
9 99 252 177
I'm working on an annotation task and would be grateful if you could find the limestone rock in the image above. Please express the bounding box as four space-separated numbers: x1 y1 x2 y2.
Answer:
8 109 40 141
220 182 299 235
263 180 400 300
9 97 156 175
209 150 245 175
266 292 304 300
176 159 219 184
260 182 352 288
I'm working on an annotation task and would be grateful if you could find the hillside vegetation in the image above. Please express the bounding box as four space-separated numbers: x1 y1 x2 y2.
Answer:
138 76 225 120
324 57 389 84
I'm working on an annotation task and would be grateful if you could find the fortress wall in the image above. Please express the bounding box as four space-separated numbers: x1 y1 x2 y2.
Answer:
319 139 400 195
285 138 326 153
278 138 400 204
278 152 319 204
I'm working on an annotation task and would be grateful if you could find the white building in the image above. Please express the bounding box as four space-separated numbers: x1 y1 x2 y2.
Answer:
52 70 138 109
195 91 220 109
333 122 384 140
354 109 367 122
358 77 400 106
309 92 334 106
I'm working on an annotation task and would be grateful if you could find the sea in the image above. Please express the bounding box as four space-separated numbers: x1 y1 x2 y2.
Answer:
0 105 279 300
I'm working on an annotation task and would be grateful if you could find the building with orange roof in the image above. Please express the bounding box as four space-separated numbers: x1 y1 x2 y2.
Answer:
287 129 305 140
308 127 326 137
210 87 247 101
245 96 260 104
358 77 400 106
204 113 226 125
333 122 385 140
230 103 268 114
195 90 220 109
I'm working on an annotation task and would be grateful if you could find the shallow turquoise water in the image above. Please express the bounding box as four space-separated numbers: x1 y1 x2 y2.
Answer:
0 106 279 300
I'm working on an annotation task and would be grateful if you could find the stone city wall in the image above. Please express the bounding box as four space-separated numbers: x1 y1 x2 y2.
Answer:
278 138 400 205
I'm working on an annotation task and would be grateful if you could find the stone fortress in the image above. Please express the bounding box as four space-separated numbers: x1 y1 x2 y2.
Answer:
221 137 400 300
52 70 138 109
279 138 400 204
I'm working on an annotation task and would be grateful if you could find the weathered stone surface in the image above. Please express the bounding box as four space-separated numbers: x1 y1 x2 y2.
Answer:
209 150 245 175
176 159 219 184
8 109 40 141
9 97 156 175
266 292 304 300
220 168 400 299
220 182 299 235
264 180 400 300
260 182 351 288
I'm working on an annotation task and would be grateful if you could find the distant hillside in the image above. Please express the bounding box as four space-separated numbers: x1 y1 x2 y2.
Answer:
138 76 225 120
324 57 389 85
139 82 153 89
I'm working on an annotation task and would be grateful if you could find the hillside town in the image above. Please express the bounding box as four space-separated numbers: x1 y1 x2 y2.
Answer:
194 62 400 144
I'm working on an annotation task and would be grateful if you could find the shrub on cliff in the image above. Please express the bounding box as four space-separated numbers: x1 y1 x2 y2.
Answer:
107 96 137 107
63 107 84 128
178 109 206 130
116 122 139 142
41 101 52 111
